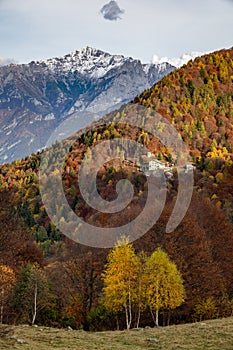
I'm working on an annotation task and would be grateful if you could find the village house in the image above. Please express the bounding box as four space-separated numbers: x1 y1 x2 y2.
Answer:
140 152 166 174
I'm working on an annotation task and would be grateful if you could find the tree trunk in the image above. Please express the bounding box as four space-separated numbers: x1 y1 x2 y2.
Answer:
136 277 142 328
136 307 141 329
128 294 132 330
125 305 129 330
127 276 132 330
155 282 159 327
163 312 165 327
155 307 159 327
167 310 171 326
150 307 156 326
32 279 37 325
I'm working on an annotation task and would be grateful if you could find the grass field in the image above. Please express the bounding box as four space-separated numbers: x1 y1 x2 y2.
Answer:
1 317 233 350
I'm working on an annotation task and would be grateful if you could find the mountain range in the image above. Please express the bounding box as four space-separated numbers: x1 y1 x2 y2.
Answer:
0 46 174 163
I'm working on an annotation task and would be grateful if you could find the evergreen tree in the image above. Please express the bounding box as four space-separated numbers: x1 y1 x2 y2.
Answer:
12 264 53 325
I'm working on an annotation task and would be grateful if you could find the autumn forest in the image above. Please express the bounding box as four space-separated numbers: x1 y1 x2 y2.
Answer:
0 48 233 331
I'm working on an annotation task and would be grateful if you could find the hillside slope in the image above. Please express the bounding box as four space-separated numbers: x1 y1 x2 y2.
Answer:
0 48 232 328
135 48 233 160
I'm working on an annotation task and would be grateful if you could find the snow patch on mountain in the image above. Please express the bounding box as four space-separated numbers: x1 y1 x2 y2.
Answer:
40 46 131 78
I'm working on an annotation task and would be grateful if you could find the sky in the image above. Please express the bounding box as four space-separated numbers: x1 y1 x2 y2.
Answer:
0 0 233 67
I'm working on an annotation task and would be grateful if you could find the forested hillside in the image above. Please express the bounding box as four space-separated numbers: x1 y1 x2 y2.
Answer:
136 49 233 166
0 48 232 330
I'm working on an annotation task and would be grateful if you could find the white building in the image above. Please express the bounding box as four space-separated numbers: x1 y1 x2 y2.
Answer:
184 164 195 173
140 155 166 173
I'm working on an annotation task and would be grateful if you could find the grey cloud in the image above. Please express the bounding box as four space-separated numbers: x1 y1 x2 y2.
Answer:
100 0 124 21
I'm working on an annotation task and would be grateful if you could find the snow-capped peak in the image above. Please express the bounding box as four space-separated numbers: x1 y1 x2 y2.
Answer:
31 46 176 79
37 46 131 78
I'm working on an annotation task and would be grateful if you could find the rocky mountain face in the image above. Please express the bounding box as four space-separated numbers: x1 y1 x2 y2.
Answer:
0 47 174 163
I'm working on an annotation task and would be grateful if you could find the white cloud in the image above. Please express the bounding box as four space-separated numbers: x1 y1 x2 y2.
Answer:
0 56 16 66
152 51 209 68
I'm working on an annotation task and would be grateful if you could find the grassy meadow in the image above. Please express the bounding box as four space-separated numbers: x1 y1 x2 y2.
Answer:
1 317 233 349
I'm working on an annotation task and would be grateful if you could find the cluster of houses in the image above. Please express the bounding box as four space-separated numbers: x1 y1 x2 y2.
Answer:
139 152 194 178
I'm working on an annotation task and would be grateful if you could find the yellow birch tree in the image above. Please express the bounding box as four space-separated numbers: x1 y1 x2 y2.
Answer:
102 236 139 330
145 248 185 327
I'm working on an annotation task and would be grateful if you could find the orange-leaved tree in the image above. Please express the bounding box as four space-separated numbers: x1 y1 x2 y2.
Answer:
0 264 15 324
